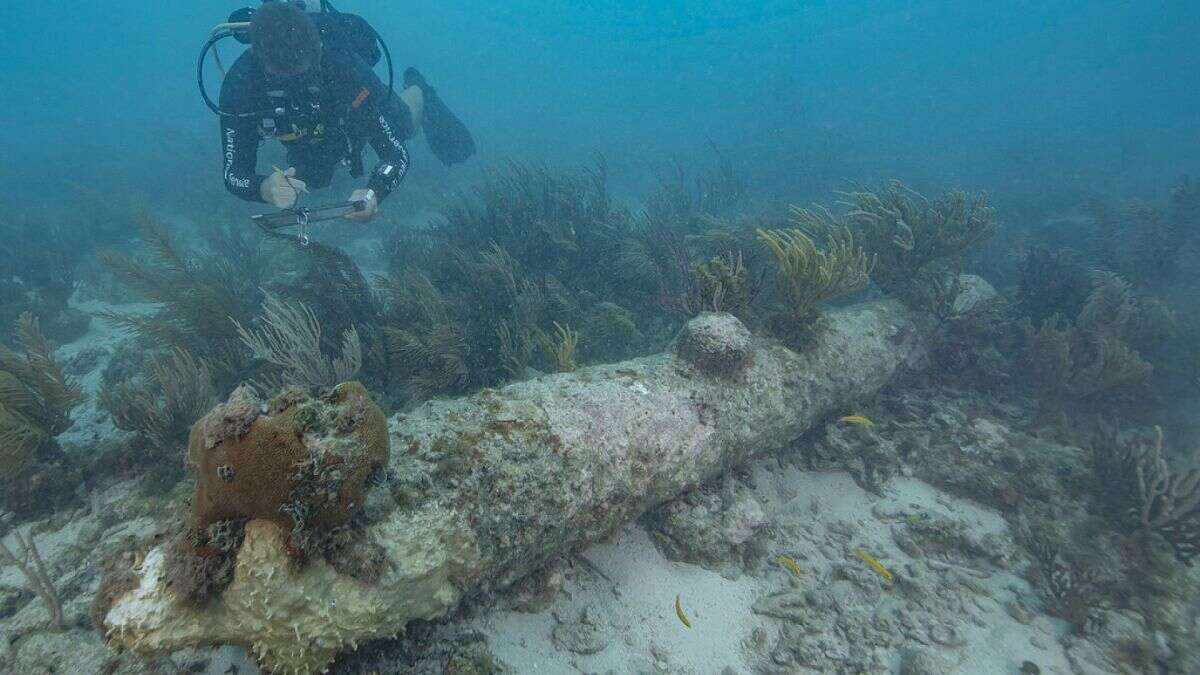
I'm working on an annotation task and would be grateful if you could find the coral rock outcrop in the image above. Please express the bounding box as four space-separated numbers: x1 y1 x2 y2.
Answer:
674 312 754 376
188 382 389 549
99 300 932 674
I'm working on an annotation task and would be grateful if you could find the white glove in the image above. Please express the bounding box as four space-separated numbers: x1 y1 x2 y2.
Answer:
345 188 379 222
260 167 307 209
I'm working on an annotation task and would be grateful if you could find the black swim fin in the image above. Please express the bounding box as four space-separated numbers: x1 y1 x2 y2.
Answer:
405 67 476 166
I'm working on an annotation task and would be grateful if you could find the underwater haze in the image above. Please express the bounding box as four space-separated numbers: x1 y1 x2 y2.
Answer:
2 1 1200 674
0 1 1197 200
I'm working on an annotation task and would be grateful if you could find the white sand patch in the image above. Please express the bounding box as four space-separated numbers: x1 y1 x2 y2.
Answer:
477 468 1074 674
56 299 156 391
53 299 156 446
478 524 768 673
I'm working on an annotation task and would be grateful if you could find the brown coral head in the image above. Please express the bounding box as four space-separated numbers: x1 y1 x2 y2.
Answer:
187 381 389 558
190 384 263 455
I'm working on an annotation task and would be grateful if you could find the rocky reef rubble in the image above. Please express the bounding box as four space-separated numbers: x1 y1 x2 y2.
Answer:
462 379 1194 675
461 463 1063 675
651 381 1199 674
468 356 1200 675
633 455 1048 674
0 480 188 674
641 468 770 578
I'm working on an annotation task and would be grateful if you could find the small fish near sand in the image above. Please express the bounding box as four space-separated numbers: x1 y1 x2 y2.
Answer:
777 555 803 579
674 593 692 628
838 415 875 428
906 512 928 525
853 548 894 581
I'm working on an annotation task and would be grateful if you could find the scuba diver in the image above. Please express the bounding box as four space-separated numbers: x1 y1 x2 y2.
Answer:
209 1 474 223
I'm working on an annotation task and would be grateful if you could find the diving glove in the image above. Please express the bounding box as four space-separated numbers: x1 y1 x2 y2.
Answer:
404 67 476 166
344 188 378 222
261 167 308 209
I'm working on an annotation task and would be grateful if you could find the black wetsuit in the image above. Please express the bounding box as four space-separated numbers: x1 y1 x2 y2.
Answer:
219 36 411 204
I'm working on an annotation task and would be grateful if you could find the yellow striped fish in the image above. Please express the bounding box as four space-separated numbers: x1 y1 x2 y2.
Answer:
838 415 875 428
778 555 803 579
674 594 692 628
853 548 893 581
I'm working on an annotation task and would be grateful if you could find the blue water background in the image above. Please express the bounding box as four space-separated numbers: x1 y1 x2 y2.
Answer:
0 1 1196 210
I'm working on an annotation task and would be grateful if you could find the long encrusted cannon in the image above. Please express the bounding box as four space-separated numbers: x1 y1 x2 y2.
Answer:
98 300 932 674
